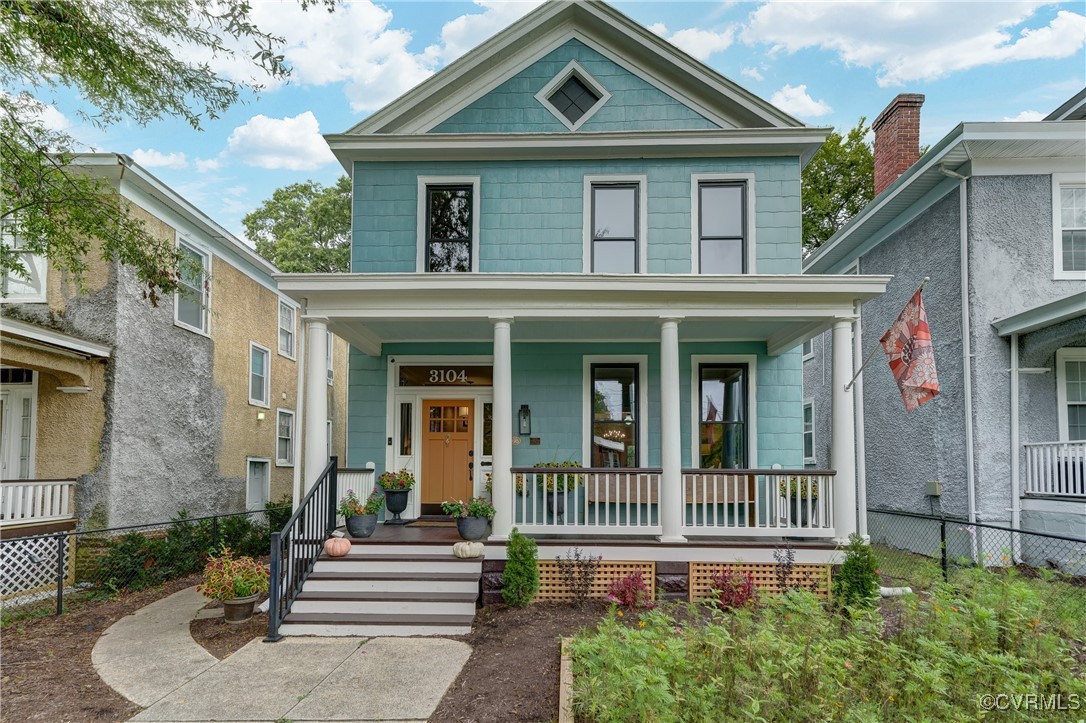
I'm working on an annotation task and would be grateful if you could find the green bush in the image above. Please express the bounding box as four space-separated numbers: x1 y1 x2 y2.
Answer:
832 533 880 609
501 528 539 607
265 494 293 531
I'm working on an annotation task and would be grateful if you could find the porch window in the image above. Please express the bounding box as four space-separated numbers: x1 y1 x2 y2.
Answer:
276 409 294 466
425 185 473 273
249 342 270 407
1057 348 1086 441
697 182 746 274
1058 184 1086 275
278 301 295 358
591 364 639 467
698 364 748 468
803 401 815 464
591 184 639 273
175 240 209 334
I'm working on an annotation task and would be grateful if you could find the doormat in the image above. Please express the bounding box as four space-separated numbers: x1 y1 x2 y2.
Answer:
407 520 456 528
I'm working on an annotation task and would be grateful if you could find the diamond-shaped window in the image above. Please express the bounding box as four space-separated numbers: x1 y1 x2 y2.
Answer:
548 76 601 125
536 61 611 131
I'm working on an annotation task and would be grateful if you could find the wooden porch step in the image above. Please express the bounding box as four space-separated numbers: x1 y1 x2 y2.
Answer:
318 553 482 563
295 590 477 603
307 570 481 582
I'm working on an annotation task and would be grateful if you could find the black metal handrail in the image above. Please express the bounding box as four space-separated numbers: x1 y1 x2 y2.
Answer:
265 456 338 642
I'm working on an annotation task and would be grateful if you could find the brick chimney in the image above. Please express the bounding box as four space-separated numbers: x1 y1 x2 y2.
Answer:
872 93 925 196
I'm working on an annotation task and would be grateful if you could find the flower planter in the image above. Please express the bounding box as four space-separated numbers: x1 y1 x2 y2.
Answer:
544 489 577 523
456 515 490 541
786 496 813 527
383 488 410 525
222 593 260 624
346 513 378 538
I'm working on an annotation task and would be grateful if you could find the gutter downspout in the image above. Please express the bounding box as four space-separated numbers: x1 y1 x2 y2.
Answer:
853 299 868 539
942 165 979 543
1009 333 1021 561
291 302 308 512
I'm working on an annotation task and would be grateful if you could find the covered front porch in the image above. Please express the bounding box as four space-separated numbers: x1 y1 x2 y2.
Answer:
279 272 890 545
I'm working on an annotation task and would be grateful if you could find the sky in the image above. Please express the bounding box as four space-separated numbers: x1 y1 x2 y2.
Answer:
39 0 1086 242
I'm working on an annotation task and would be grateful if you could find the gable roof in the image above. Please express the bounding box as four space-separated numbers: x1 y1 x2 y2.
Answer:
345 0 805 136
1046 87 1086 121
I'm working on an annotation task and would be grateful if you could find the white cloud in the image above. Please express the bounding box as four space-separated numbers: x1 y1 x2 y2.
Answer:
1002 109 1046 122
225 112 336 171
770 84 832 118
436 1 545 63
648 22 734 61
195 158 221 173
37 103 72 133
741 2 1086 86
740 66 764 81
130 148 188 169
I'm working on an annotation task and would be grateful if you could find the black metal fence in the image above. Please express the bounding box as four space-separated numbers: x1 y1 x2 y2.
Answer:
0 506 290 623
868 508 1086 622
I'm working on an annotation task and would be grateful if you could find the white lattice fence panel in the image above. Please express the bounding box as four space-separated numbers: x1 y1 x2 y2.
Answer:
1 536 75 599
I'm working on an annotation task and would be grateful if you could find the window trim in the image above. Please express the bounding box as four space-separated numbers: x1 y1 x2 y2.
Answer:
802 399 816 465
801 339 814 361
276 408 295 467
174 238 211 336
245 457 271 511
248 341 271 408
690 173 756 274
278 299 297 360
689 355 758 469
0 217 48 303
582 355 649 468
1053 174 1086 281
583 175 648 274
416 176 481 273
1056 347 1086 441
534 60 612 132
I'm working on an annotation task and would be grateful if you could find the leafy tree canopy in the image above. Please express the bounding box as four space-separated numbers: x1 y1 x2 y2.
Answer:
802 118 874 255
0 0 334 303
243 177 351 273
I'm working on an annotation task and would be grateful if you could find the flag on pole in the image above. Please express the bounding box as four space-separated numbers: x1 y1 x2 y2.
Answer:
880 289 940 411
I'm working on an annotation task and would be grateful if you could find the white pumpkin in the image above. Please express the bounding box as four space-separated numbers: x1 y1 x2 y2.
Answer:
453 541 484 558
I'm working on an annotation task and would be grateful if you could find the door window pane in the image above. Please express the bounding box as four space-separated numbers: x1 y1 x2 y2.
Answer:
591 364 638 467
699 364 747 468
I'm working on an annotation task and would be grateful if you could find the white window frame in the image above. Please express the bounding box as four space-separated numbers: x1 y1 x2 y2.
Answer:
802 339 814 361
582 355 649 468
276 408 295 467
246 457 271 511
690 173 757 274
248 341 271 408
689 354 758 469
1056 347 1086 441
534 60 612 132
0 217 47 303
278 300 296 359
174 238 211 336
1053 173 1086 281
583 175 648 274
802 399 815 464
326 331 335 385
416 176 481 273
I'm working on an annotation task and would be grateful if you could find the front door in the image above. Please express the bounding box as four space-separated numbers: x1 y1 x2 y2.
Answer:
421 400 474 513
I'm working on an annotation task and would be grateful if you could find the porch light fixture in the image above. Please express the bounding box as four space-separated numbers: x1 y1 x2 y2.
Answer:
623 413 634 426
256 411 266 422
518 405 532 435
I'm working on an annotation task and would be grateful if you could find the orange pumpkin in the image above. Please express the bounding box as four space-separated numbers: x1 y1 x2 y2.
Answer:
324 537 351 557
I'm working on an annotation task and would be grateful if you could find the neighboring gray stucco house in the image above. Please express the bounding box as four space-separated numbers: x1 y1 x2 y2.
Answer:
802 90 1086 563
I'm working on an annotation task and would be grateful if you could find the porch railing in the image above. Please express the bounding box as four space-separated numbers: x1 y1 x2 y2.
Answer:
266 457 337 642
1024 441 1086 498
509 467 835 538
0 479 76 528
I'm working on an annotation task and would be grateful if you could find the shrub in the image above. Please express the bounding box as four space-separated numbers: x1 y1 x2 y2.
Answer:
501 528 539 607
607 569 653 610
265 494 293 530
833 533 880 609
709 566 757 610
557 547 600 606
197 547 269 601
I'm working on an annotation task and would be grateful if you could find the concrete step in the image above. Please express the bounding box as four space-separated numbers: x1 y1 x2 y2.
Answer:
289 598 477 616
278 621 473 637
280 612 474 637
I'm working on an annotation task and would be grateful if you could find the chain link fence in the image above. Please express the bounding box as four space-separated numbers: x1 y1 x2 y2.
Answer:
1 504 291 624
868 508 1086 624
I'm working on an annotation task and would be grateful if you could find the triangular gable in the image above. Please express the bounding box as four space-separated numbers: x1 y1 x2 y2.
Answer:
347 1 803 135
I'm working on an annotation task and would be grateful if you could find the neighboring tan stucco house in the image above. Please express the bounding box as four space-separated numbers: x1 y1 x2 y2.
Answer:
0 154 347 532
802 91 1086 563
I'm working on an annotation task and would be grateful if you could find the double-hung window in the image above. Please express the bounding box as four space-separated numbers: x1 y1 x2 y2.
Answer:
278 301 295 358
249 342 270 407
1 216 47 303
696 181 747 274
276 409 295 466
424 184 474 272
590 183 640 272
697 363 748 469
802 401 815 464
175 240 209 333
1057 348 1086 441
1056 182 1086 278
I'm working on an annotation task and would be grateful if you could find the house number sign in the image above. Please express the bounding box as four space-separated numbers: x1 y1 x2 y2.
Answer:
398 365 493 387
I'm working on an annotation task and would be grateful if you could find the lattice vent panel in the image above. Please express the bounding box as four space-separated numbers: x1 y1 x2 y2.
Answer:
535 560 656 602
1 535 75 599
688 561 831 601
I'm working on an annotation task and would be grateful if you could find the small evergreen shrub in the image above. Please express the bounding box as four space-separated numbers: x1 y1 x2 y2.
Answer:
607 569 654 610
709 566 758 610
833 533 880 608
501 528 539 607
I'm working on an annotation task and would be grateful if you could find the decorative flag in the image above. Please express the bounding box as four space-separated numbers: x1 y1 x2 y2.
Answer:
880 290 940 411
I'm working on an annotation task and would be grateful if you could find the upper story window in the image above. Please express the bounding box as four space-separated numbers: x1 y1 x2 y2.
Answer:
1057 348 1086 441
175 240 209 334
585 176 646 273
417 177 479 273
536 60 611 132
249 342 270 407
276 409 295 466
1057 183 1086 277
692 175 753 274
802 401 815 464
1 217 47 303
801 339 814 361
278 301 295 359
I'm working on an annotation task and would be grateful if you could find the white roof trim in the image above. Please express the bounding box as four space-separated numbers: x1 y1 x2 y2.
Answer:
1 318 111 358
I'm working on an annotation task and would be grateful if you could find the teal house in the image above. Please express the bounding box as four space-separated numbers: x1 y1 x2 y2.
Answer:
278 1 887 553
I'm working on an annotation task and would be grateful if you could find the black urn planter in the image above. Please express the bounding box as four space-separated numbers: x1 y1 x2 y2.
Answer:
786 496 812 527
346 513 378 538
383 488 410 525
456 515 490 540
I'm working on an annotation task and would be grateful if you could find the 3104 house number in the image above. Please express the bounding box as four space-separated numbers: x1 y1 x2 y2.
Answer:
430 369 468 383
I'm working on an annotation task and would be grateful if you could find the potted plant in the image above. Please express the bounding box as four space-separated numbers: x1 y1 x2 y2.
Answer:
441 497 495 541
377 468 416 525
779 476 818 527
197 547 270 624
523 461 583 521
339 487 384 538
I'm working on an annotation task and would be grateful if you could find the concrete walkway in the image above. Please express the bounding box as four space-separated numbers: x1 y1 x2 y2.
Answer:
91 586 472 722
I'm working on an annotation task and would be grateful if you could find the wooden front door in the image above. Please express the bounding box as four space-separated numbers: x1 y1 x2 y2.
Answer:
421 400 474 509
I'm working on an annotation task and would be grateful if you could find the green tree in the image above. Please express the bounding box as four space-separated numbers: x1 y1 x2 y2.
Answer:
802 117 874 255
0 0 335 302
243 177 351 273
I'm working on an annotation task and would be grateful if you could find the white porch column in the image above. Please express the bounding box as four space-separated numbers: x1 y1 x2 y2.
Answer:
658 317 686 542
303 316 330 493
489 317 514 541
831 319 858 542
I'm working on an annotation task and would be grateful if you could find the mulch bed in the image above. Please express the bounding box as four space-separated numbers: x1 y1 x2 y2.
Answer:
189 606 269 660
431 602 609 723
